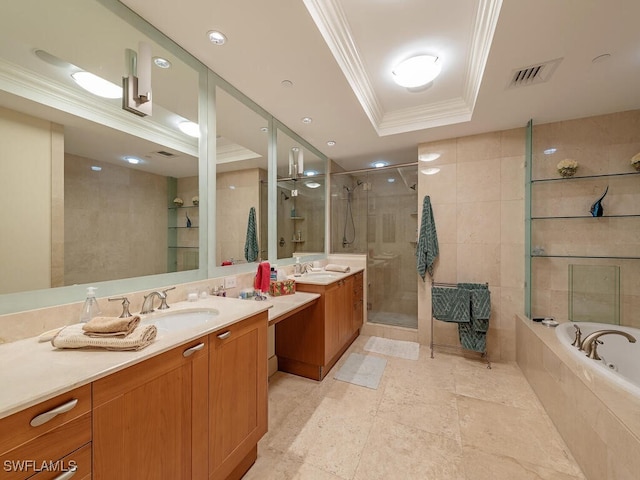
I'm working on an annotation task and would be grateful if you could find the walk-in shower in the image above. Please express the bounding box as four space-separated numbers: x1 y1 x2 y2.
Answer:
331 164 418 329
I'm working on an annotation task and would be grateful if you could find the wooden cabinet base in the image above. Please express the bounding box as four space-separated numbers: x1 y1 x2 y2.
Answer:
219 445 257 480
278 329 359 381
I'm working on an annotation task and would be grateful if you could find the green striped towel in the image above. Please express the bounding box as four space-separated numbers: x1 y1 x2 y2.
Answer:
244 207 259 262
416 195 439 280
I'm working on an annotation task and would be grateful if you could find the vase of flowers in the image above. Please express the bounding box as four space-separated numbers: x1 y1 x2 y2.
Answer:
557 159 578 177
631 153 640 172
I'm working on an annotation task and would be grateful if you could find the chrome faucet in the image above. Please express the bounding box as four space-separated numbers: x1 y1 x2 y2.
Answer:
579 330 637 360
140 291 165 314
571 324 582 348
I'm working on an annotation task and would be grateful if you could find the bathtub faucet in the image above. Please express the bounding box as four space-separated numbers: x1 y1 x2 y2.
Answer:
571 325 582 348
579 330 637 361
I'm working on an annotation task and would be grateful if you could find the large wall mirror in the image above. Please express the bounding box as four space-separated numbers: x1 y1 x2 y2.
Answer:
0 0 206 309
276 127 326 260
215 86 269 267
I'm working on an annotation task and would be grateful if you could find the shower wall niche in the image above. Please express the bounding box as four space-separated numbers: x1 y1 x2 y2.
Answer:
331 166 418 329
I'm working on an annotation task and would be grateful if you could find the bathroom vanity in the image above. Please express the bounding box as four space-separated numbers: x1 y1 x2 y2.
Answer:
276 270 364 380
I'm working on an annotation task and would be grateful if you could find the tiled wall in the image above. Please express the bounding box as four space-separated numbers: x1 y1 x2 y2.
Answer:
417 128 526 361
517 315 640 479
531 110 640 328
64 154 168 284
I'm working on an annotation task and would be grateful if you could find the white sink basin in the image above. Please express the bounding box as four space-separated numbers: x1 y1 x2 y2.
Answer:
146 308 219 333
302 272 339 280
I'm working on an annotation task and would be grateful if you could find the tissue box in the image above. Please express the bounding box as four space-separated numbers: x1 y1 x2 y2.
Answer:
269 279 296 296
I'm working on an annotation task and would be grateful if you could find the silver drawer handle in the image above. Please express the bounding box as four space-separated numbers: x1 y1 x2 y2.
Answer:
53 466 78 480
217 331 231 340
183 342 205 357
30 399 78 427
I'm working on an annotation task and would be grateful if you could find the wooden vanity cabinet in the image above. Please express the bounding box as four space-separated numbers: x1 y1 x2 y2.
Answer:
209 312 268 480
352 271 364 333
92 336 209 480
276 272 363 381
0 384 92 480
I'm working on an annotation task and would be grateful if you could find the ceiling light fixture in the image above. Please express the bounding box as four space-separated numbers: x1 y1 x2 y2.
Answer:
418 152 441 162
304 170 318 177
260 127 268 132
281 79 293 88
301 117 312 124
421 167 441 175
207 30 227 45
305 182 321 189
71 71 122 99
90 166 102 172
392 55 441 88
543 148 557 155
387 178 395 183
178 121 200 138
153 56 171 69
124 156 141 165
372 161 388 168
327 140 336 146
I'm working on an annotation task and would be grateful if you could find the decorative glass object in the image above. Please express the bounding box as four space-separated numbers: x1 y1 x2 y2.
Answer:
569 264 620 325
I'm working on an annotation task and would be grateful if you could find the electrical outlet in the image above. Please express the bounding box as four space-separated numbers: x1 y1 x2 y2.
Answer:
224 276 237 289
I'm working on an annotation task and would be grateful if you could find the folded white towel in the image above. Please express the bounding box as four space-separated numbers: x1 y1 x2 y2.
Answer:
325 264 351 273
52 323 157 351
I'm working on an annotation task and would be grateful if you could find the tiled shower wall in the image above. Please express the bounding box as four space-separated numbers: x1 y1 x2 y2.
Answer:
417 128 526 362
531 109 640 328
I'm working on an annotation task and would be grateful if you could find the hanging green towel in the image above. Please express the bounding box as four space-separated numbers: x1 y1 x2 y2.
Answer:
244 207 259 262
416 195 439 280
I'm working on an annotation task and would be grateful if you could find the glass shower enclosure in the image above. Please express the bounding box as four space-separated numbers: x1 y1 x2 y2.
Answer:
331 165 418 329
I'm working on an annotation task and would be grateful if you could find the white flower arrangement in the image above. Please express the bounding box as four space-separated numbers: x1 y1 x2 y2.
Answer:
557 159 578 177
631 152 640 171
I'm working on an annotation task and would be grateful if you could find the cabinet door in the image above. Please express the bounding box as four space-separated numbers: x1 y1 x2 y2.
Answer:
209 312 268 480
93 337 209 480
352 272 364 333
339 277 354 345
323 282 342 362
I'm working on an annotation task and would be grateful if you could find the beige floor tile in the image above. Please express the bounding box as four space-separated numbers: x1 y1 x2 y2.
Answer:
461 446 586 480
457 396 583 477
244 446 346 480
353 417 465 480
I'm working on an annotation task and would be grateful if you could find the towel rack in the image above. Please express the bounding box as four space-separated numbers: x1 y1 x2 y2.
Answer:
430 281 491 368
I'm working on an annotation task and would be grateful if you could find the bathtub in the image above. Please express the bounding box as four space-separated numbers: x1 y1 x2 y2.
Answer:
555 322 640 396
517 316 640 479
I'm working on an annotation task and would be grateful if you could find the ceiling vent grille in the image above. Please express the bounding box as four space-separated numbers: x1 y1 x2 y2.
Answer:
508 58 563 88
155 150 176 157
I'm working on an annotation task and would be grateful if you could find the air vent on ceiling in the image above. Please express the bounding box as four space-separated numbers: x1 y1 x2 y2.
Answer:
507 58 563 88
155 150 176 157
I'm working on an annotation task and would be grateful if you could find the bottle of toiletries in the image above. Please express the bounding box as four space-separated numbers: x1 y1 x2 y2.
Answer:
294 256 302 276
270 265 277 281
79 287 101 323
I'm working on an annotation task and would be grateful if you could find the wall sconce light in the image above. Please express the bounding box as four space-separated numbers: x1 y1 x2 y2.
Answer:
288 147 304 177
123 42 153 117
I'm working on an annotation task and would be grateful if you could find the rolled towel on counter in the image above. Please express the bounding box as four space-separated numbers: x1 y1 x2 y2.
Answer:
325 264 351 273
82 315 140 337
52 323 157 351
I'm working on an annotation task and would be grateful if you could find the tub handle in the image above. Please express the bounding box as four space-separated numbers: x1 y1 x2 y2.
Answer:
571 325 582 349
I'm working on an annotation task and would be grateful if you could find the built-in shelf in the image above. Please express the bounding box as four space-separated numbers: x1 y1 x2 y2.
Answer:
168 246 199 249
291 240 305 243
168 205 199 210
410 212 418 216
532 171 639 183
290 216 305 220
532 254 639 260
531 214 640 219
169 226 200 229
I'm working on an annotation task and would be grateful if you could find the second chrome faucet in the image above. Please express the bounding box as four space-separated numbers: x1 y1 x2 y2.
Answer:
140 286 176 314
573 325 637 361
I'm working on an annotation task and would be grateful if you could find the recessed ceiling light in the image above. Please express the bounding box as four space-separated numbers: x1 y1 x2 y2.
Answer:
178 121 200 138
281 80 293 88
90 166 102 172
305 182 321 189
71 71 122 99
543 148 557 155
387 178 395 183
229 185 236 190
392 55 441 88
327 140 336 146
153 56 171 69
372 161 388 168
418 152 441 162
301 117 312 124
304 170 318 177
207 30 227 45
260 127 268 132
421 167 440 175
124 156 141 165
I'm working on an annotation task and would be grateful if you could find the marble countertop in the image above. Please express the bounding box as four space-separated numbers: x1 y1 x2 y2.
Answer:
288 266 364 285
0 292 319 420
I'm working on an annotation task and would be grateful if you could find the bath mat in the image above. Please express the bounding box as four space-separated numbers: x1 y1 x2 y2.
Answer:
364 336 420 361
334 353 387 389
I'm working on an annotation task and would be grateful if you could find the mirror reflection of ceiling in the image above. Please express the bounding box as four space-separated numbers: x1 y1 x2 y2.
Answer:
276 129 324 180
0 0 200 178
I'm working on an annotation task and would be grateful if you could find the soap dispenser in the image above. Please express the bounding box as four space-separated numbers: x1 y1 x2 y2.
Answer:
79 287 102 323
